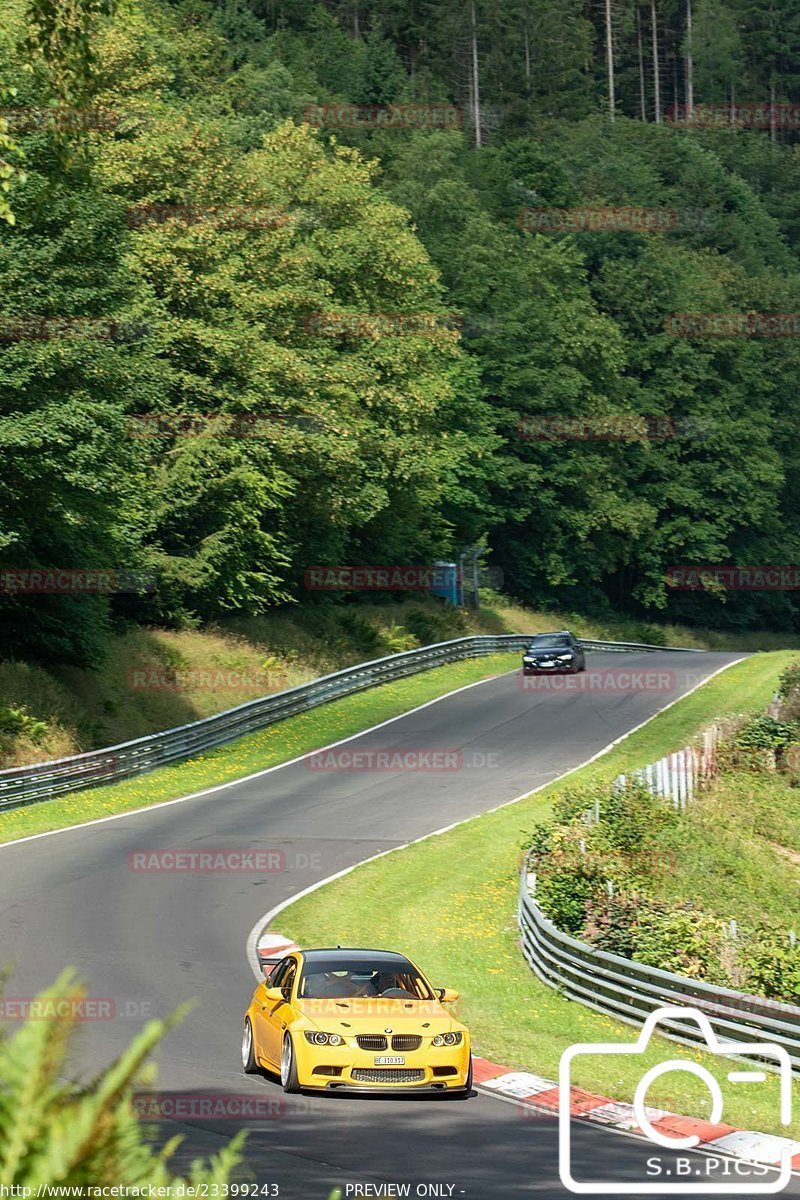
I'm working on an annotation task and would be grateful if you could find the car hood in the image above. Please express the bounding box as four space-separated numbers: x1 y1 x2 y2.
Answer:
296 997 454 1033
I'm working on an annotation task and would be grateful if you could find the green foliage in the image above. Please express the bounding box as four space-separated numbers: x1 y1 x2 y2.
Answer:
630 902 732 984
738 926 800 1002
0 704 48 745
5 0 800 667
403 603 469 645
735 713 800 751
0 970 243 1188
528 769 800 998
0 89 25 226
778 660 800 698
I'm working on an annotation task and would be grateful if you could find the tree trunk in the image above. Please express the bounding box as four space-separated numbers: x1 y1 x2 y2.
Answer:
770 80 776 141
605 0 616 120
523 17 531 88
651 0 662 122
685 0 694 116
637 8 647 120
470 0 482 147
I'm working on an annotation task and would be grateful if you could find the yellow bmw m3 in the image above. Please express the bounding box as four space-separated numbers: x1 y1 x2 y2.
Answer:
242 947 472 1096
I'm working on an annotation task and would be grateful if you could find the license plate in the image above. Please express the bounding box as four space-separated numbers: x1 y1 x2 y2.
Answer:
539 660 554 667
374 1055 404 1065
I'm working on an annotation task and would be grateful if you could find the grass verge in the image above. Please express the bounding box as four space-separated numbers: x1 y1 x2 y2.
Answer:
274 651 800 1137
0 653 517 846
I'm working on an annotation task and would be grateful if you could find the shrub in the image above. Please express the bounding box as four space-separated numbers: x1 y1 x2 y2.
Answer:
735 713 799 752
632 905 732 984
0 704 48 747
0 970 243 1189
598 780 678 855
583 888 645 958
739 926 800 1003
777 660 800 701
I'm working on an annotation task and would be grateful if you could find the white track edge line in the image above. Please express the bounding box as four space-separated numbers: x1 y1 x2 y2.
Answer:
245 655 747 980
0 665 516 852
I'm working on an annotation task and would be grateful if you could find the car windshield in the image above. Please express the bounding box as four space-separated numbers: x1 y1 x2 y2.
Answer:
299 958 433 1000
529 635 571 649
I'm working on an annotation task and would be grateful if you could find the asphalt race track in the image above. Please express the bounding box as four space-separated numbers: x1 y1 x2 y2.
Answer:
2 650 794 1199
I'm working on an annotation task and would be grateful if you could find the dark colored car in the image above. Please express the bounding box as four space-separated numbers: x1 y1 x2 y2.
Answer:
522 631 586 675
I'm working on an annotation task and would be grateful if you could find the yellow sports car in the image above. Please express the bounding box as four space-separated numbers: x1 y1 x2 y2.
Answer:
242 947 472 1096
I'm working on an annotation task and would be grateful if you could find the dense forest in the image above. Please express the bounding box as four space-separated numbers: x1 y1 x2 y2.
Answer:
3 0 800 665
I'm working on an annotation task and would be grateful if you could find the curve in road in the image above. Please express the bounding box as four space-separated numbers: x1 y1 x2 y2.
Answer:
3 650 787 1200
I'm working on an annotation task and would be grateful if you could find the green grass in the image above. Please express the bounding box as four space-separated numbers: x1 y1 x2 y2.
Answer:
2 587 800 768
275 651 800 1137
649 768 800 929
0 653 517 845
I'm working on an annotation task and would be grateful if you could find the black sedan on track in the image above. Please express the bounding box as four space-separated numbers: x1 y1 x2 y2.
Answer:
522 631 586 675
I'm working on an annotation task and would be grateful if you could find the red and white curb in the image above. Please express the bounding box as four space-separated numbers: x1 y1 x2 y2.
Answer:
257 936 800 1173
473 1056 800 1172
257 934 300 977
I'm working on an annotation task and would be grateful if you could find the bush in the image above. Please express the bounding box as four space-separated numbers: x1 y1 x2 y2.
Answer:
598 781 678 855
777 660 800 701
632 904 732 984
735 713 799 752
739 926 800 1003
0 704 48 748
403 603 468 646
583 888 644 958
0 970 243 1189
524 760 800 1000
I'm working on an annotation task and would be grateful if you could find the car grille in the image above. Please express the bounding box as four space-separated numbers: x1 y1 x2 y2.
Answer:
355 1035 387 1051
351 1068 425 1084
391 1035 421 1051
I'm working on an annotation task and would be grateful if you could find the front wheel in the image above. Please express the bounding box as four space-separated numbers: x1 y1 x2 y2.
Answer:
242 1018 259 1074
451 1058 473 1099
281 1034 301 1093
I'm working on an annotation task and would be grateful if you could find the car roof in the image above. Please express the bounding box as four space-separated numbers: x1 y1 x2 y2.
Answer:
299 948 416 966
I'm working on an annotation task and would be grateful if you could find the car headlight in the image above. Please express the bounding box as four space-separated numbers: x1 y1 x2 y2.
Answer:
304 1031 344 1046
556 653 573 660
523 657 534 664
432 1032 462 1047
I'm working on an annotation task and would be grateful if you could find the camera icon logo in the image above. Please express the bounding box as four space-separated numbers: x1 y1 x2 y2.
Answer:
559 1005 793 1194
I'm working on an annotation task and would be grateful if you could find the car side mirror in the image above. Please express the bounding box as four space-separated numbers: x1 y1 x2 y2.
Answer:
263 986 284 1003
437 988 459 1003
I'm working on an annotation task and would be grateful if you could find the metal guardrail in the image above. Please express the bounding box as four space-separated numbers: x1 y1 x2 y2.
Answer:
518 875 800 1073
0 633 699 812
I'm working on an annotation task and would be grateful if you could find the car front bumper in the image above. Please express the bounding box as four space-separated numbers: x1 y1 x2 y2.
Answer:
295 1040 471 1091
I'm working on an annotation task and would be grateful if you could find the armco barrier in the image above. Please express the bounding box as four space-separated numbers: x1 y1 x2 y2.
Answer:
0 634 699 812
518 874 800 1073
